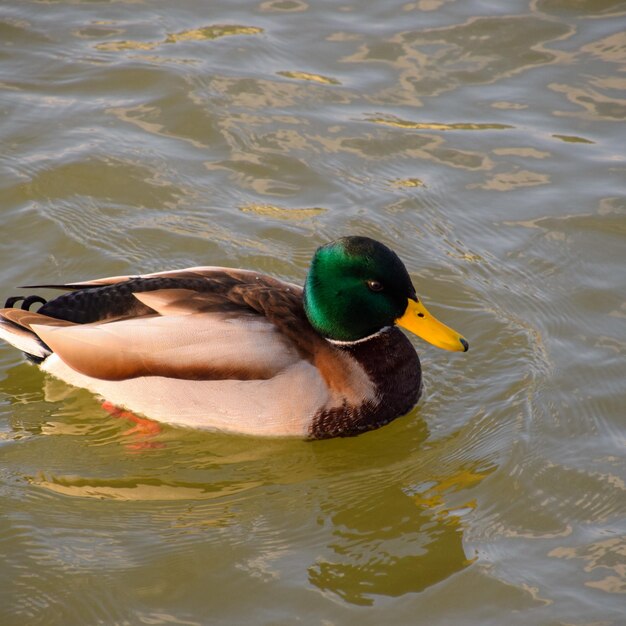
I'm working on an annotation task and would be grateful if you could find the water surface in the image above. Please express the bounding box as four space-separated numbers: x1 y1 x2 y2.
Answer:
1 0 625 624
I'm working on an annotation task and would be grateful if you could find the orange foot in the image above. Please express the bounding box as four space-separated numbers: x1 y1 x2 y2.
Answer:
101 401 163 449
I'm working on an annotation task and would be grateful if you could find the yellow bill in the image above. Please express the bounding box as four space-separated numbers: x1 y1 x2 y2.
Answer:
396 298 468 352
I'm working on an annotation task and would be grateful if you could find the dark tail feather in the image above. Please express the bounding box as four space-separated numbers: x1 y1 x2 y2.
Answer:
20 283 101 290
4 295 48 310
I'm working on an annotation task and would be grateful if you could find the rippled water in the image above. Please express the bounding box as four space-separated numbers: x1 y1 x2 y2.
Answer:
1 0 625 624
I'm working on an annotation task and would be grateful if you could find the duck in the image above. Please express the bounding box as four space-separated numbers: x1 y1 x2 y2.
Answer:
0 236 468 439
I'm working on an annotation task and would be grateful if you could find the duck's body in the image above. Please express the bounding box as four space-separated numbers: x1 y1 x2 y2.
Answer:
0 237 467 439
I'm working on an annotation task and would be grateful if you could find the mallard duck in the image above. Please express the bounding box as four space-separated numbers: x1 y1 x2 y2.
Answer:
0 237 468 439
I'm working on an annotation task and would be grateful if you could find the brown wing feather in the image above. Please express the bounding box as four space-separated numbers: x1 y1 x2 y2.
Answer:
8 267 375 407
28 267 301 325
32 312 302 381
0 308 75 330
15 268 315 382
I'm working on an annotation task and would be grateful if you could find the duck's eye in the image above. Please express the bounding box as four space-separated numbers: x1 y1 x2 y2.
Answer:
367 280 384 292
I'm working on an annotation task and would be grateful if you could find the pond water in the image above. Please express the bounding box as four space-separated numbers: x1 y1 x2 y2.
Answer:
1 0 625 624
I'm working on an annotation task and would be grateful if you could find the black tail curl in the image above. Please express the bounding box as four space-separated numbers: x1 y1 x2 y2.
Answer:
3 295 48 310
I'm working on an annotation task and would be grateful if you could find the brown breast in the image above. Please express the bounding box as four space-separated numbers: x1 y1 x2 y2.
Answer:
308 328 422 439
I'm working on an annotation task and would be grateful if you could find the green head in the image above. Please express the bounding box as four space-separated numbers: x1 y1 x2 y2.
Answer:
303 236 469 351
303 237 417 342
